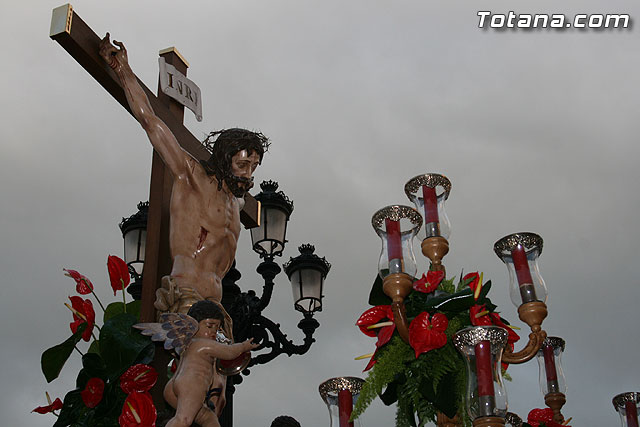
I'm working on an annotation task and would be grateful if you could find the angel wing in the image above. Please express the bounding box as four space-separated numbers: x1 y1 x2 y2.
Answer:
133 313 199 356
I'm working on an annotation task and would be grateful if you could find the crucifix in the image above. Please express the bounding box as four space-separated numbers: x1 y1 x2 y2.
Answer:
50 4 262 424
50 4 260 323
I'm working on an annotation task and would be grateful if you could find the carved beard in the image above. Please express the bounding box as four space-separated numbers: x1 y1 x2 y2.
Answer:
225 174 254 198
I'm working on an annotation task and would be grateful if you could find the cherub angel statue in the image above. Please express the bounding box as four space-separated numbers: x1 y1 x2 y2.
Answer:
135 300 259 427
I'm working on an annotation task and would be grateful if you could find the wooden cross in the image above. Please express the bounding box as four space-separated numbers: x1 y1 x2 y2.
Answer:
49 4 260 323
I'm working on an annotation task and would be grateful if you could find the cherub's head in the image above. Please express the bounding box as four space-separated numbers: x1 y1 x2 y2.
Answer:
187 300 225 339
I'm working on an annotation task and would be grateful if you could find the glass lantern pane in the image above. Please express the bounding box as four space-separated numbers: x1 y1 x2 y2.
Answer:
265 208 287 242
291 268 323 312
251 207 287 256
124 228 146 276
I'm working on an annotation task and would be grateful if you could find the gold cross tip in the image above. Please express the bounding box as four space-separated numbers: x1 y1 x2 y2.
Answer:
158 47 189 68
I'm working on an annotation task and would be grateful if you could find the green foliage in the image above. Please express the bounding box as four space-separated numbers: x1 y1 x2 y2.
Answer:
438 276 456 294
369 271 392 306
352 336 414 420
41 323 87 383
103 300 141 323
99 313 154 381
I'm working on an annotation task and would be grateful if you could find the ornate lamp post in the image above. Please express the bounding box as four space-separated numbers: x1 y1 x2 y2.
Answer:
219 180 330 427
118 201 148 300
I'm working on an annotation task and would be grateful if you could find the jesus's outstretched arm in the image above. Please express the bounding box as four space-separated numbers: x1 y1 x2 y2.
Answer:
99 33 189 177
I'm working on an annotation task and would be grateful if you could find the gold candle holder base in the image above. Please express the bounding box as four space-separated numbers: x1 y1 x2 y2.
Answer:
502 301 548 364
421 236 449 274
382 273 413 343
545 392 566 423
472 416 505 427
437 412 462 427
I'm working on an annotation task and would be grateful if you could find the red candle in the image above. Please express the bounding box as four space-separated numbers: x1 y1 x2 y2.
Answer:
626 400 639 427
385 218 403 262
422 185 439 224
475 341 495 397
511 244 537 303
338 389 354 427
511 244 533 285
542 345 558 381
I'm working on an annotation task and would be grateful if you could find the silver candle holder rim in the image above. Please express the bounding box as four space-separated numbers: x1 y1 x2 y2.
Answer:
371 205 423 231
542 336 565 352
404 173 452 200
319 376 365 403
505 411 523 427
613 392 640 410
453 326 509 354
493 232 544 258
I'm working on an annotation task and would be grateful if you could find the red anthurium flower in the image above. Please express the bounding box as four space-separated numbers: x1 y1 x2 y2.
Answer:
64 269 94 295
470 304 492 327
356 305 393 337
362 323 396 371
68 296 95 342
463 272 480 292
119 391 157 427
81 377 105 408
412 271 445 294
32 392 63 414
107 255 130 295
356 305 396 371
120 364 158 394
408 312 448 358
527 408 568 427
490 313 520 345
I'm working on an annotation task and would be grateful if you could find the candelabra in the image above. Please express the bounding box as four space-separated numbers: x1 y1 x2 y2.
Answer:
353 173 565 426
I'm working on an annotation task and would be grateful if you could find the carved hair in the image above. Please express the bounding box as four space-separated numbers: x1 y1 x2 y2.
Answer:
187 300 225 327
200 128 270 190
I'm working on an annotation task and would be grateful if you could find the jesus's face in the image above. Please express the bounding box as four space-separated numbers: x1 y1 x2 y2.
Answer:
226 149 260 197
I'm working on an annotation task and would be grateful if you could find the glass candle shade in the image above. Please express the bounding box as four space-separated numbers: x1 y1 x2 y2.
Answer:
404 173 452 240
371 205 422 279
319 377 364 427
493 232 548 307
536 337 566 396
453 326 509 420
613 392 640 427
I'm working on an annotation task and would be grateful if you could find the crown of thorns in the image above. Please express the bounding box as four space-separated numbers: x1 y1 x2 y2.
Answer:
201 128 271 155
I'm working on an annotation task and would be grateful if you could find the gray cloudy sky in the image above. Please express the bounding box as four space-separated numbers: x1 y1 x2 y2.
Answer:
2 0 639 426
